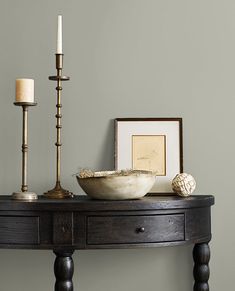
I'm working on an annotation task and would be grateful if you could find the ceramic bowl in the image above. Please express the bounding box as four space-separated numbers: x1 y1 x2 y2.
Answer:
76 170 156 200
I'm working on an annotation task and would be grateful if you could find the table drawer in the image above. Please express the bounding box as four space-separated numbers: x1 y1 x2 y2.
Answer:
87 214 185 245
0 216 39 245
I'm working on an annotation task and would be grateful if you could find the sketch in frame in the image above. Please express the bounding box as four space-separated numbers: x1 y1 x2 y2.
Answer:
115 118 183 194
132 135 166 176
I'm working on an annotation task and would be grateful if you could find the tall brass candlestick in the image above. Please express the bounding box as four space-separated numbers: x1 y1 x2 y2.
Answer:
12 102 37 200
44 54 73 199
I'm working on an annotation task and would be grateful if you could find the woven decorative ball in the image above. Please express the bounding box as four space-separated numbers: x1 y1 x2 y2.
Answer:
172 173 196 197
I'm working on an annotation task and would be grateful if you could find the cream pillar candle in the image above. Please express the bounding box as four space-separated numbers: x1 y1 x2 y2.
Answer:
57 15 62 54
15 79 34 103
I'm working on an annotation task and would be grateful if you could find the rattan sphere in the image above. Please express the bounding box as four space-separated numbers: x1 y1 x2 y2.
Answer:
172 173 196 197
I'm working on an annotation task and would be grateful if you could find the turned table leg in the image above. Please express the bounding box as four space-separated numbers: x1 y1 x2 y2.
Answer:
53 250 74 291
193 243 210 291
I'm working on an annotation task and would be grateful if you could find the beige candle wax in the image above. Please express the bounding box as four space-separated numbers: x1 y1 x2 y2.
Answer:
15 79 34 103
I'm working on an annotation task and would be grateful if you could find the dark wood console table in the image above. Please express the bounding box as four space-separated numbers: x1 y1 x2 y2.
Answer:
0 195 214 291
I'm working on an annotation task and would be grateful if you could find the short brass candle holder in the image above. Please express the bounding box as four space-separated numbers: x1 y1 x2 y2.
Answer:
12 102 37 201
44 54 73 199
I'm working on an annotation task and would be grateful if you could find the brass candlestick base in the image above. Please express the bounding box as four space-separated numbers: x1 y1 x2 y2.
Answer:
12 191 37 201
12 102 38 201
44 182 73 199
44 53 73 199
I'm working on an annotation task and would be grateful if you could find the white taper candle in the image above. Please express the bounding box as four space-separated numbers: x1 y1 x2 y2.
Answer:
57 15 62 54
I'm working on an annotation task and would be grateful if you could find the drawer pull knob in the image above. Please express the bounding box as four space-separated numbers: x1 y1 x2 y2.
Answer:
136 227 145 233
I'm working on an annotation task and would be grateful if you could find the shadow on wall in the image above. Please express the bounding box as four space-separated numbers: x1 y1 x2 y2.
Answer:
96 119 115 171
75 246 193 291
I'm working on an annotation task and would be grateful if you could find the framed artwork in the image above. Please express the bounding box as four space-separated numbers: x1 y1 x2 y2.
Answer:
115 118 183 193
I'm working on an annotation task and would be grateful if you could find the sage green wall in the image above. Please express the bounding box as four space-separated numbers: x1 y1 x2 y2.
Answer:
0 0 231 290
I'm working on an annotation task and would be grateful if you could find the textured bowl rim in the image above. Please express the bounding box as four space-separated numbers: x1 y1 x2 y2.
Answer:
77 170 156 180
